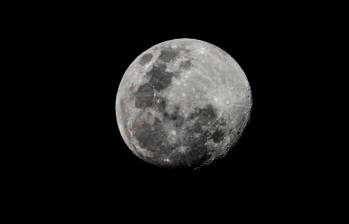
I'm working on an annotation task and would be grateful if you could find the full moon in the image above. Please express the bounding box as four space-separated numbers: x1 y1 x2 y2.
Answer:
116 38 252 169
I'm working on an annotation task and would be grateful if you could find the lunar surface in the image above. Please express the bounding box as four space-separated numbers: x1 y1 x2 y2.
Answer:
116 38 252 169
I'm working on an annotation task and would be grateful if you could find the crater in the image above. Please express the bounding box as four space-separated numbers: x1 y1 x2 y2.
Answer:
211 129 225 143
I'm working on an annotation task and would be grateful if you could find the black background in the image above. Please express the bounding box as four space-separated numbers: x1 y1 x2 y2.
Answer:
16 2 335 215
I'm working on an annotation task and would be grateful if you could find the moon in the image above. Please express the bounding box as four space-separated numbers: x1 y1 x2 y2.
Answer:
116 38 252 169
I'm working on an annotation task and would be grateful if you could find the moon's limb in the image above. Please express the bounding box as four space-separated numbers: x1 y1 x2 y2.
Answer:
116 38 252 169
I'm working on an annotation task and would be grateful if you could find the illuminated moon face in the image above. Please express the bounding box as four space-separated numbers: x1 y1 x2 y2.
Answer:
116 38 252 169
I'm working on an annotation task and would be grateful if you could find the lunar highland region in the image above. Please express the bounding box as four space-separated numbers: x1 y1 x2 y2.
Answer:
116 39 252 169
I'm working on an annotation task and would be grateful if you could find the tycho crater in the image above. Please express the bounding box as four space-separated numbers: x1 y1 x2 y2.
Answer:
115 38 252 169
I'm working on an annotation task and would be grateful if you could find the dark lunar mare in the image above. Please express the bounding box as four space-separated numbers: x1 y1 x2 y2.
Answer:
147 64 176 91
179 60 192 70
188 104 217 125
133 64 175 109
158 48 179 63
134 97 228 168
133 102 228 168
134 47 180 110
138 53 153 65
168 104 220 168
133 56 179 157
134 83 154 109
163 105 184 128
132 48 227 168
154 96 167 113
133 118 173 155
